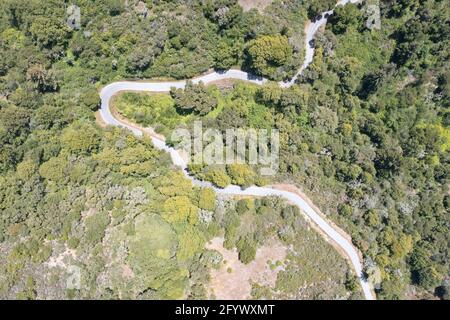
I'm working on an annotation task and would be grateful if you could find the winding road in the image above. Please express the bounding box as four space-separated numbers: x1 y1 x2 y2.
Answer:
99 0 375 300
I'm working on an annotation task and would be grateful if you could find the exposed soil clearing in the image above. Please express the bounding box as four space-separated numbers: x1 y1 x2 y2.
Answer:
206 237 286 299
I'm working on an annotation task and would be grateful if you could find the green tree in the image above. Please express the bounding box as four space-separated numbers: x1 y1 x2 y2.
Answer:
38 157 68 182
81 88 101 111
126 50 153 74
60 122 100 155
157 171 193 197
170 81 218 115
410 244 442 289
344 271 358 292
328 3 363 34
391 233 413 261
203 0 242 29
0 105 29 145
237 236 256 264
214 40 240 70
107 0 125 16
26 64 59 93
307 0 336 19
29 16 70 49
163 196 198 225
364 209 380 228
236 198 254 214
246 35 292 78
84 212 110 245
226 164 255 187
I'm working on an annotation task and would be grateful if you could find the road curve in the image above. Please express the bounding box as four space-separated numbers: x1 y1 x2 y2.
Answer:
99 0 375 300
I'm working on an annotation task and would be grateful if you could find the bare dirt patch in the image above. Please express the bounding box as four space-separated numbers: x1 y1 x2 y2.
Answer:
121 264 135 280
206 237 286 299
95 110 108 128
238 0 273 12
46 246 77 269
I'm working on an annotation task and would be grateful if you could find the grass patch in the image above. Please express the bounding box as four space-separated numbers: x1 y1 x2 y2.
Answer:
112 92 191 136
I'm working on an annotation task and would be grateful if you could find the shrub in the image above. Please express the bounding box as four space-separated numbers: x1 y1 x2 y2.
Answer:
246 35 292 78
198 188 216 211
205 167 231 188
237 237 256 264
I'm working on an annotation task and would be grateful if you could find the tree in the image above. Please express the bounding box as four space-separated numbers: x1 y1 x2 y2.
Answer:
107 0 125 16
391 233 413 261
214 40 240 70
81 88 101 111
162 196 198 224
336 57 363 93
157 172 193 197
311 106 338 133
328 4 363 34
84 211 110 245
388 0 420 17
236 198 254 214
60 122 100 155
374 139 403 177
126 50 153 74
246 35 292 78
410 244 442 289
33 104 65 129
0 105 29 144
438 70 450 108
16 160 38 181
344 271 358 292
307 0 336 19
0 105 30 171
29 16 70 49
364 209 381 228
26 64 59 93
414 266 441 289
170 81 218 115
435 285 449 300
237 236 256 264
226 164 255 186
203 0 242 29
257 82 282 107
39 157 68 182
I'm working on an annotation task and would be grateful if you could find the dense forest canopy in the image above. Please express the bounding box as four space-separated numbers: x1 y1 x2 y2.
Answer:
0 0 449 300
